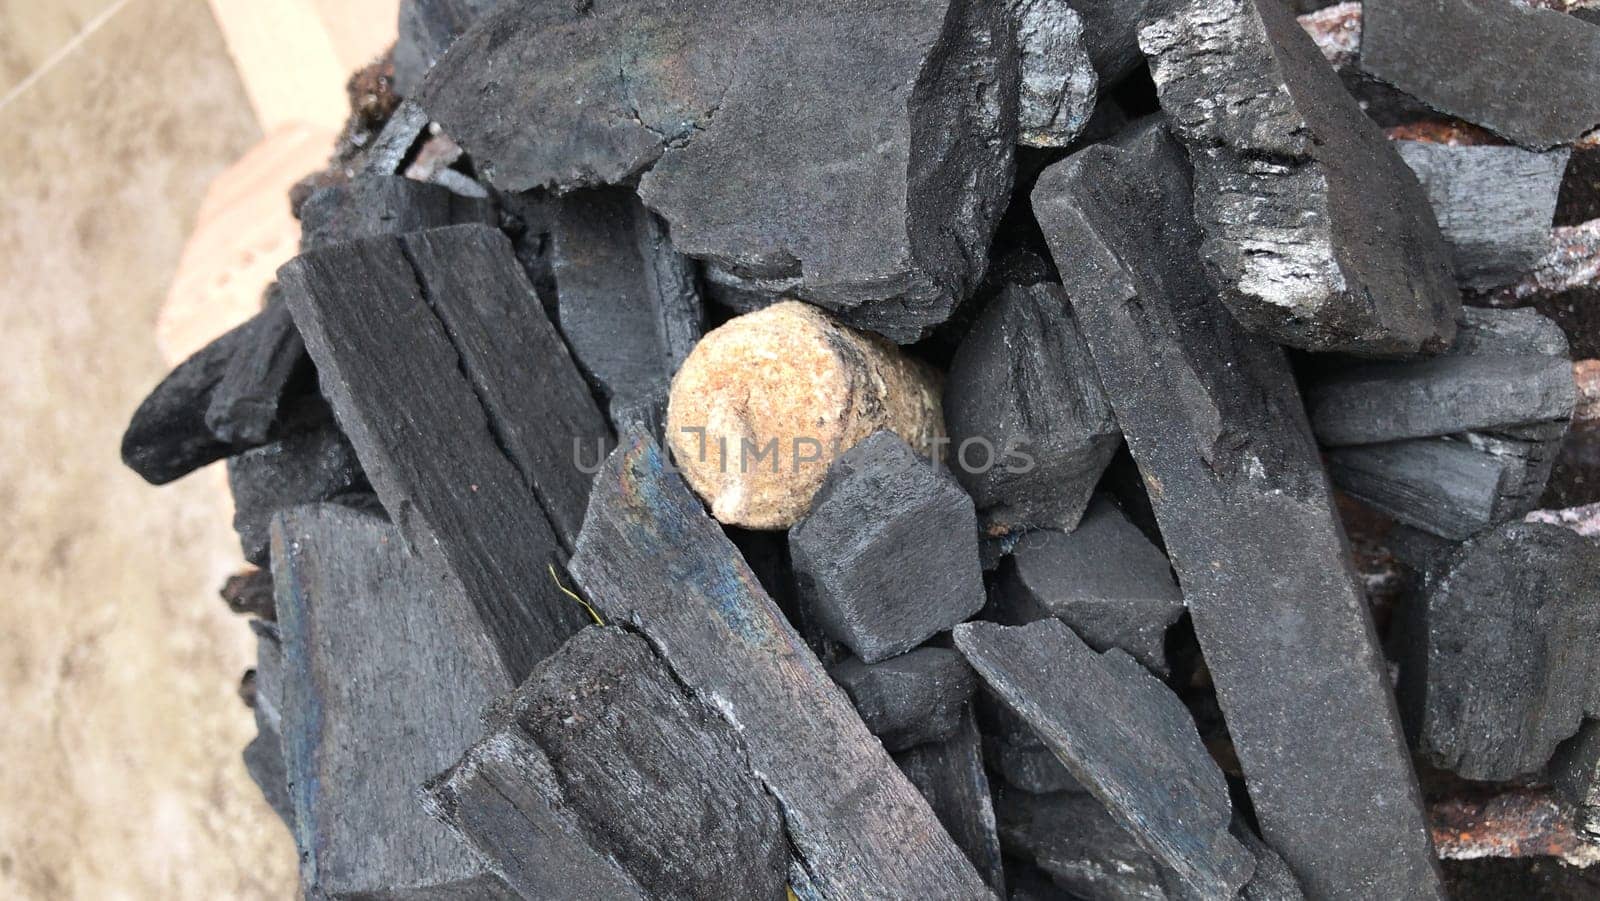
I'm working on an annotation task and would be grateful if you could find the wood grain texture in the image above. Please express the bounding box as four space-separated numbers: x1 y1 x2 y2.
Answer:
278 224 602 677
570 430 992 900
894 705 1006 894
271 503 509 898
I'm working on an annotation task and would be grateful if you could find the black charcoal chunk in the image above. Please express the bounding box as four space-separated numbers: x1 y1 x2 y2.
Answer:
955 620 1251 898
227 409 368 566
1065 0 1153 84
242 727 293 831
570 431 990 898
1398 521 1600 780
360 100 433 177
1031 122 1442 899
789 432 986 664
1326 426 1566 540
829 647 977 752
991 497 1184 676
271 504 510 898
1140 0 1460 356
204 290 307 446
1553 719 1600 838
244 622 293 830
978 696 1081 794
895 707 1007 894
431 627 789 900
996 787 1170 901
278 224 609 678
418 0 1019 342
548 188 702 415
1395 141 1573 288
394 0 503 97
1011 0 1098 147
1306 307 1576 447
299 176 497 251
424 729 648 899
943 283 1120 534
121 315 261 484
1233 824 1306 901
1362 0 1600 149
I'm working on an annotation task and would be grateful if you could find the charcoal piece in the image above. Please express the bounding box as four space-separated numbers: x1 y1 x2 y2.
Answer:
1552 719 1600 838
432 627 789 900
425 728 648 899
227 415 368 566
1031 122 1443 898
220 568 274 620
1233 824 1305 901
394 0 503 97
278 225 605 678
1066 0 1153 84
955 619 1250 898
943 283 1120 534
1362 0 1600 149
360 100 432 177
569 431 990 898
1326 427 1565 540
895 707 1007 893
1394 141 1573 288
419 1 1019 342
1140 0 1460 356
1306 306 1576 447
996 787 1170 901
121 314 260 484
1297 3 1452 127
829 647 977 752
548 188 702 414
1397 521 1600 780
298 176 497 251
204 290 307 446
1011 0 1098 147
789 431 986 664
242 727 293 830
271 504 509 898
337 874 522 901
991 497 1184 676
978 697 1081 793
244 622 294 830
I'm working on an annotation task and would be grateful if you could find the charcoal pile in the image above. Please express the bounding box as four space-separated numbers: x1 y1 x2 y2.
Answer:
121 0 1600 898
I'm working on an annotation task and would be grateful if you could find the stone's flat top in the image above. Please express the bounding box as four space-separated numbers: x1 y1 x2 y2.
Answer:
955 619 1252 899
1363 0 1600 149
571 430 991 898
1140 0 1460 356
1031 121 1443 899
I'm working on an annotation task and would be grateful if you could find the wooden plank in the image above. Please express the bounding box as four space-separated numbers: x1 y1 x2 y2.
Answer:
277 224 601 676
569 430 993 899
272 504 509 898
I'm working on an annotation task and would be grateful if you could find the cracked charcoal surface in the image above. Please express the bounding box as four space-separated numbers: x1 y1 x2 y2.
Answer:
1363 0 1600 149
829 647 977 752
417 0 1019 341
467 627 790 900
1140 0 1461 356
790 431 986 664
991 497 1184 676
279 225 606 679
548 187 702 418
1032 120 1442 899
570 430 990 898
1398 521 1600 780
1306 307 1575 447
943 282 1120 535
1394 141 1572 289
1011 0 1098 147
271 504 508 897
955 620 1252 899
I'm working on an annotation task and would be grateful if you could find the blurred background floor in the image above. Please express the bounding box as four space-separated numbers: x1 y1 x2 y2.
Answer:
0 1 394 897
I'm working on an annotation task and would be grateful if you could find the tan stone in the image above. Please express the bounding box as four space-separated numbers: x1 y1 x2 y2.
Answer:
666 301 944 529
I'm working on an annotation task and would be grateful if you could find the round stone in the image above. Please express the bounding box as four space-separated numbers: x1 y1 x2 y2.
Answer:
666 300 944 529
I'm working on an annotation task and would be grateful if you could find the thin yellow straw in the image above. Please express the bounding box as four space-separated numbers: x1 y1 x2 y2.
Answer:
549 563 604 626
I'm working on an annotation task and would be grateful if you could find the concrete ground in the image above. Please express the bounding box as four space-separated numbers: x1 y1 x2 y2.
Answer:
0 1 392 897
